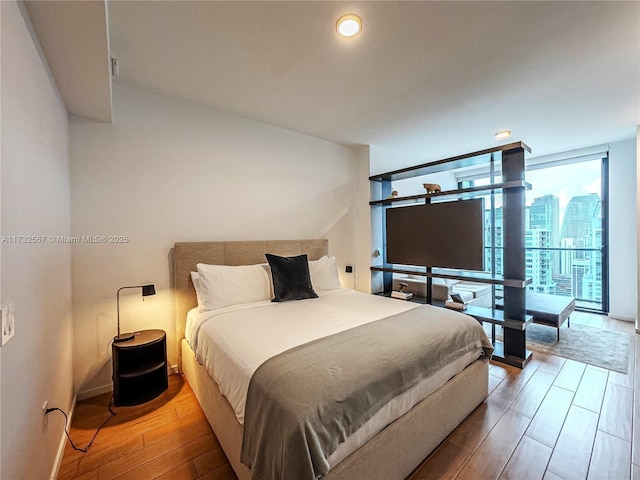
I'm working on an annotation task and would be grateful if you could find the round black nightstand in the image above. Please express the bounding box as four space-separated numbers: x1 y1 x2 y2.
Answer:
112 329 168 406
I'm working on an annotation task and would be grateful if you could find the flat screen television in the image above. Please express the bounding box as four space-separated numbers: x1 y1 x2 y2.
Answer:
385 198 485 271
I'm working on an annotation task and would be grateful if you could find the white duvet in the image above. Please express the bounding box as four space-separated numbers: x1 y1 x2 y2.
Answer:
186 288 482 468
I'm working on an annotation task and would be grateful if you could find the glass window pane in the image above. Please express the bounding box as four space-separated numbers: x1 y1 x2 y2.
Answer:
525 159 604 310
478 157 605 311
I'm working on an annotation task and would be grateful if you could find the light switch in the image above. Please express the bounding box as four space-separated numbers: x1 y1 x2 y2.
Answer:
1 303 15 345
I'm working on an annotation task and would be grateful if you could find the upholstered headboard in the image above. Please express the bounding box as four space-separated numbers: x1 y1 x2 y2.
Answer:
173 239 328 369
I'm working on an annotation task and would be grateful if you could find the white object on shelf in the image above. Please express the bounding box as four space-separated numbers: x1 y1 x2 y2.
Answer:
445 301 466 311
391 291 413 300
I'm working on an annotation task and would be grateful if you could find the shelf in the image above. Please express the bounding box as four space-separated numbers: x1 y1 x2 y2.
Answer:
371 264 531 288
369 142 531 183
393 296 533 329
461 304 533 368
463 306 533 330
490 341 533 368
370 180 531 206
119 361 166 379
370 142 531 368
377 291 427 304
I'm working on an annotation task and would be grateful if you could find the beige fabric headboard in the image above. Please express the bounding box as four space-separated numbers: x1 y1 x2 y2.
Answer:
173 239 328 370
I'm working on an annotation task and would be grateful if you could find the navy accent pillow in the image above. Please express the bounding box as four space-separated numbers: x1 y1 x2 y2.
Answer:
265 253 318 302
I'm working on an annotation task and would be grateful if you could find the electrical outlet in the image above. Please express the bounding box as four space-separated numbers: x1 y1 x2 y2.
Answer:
1 303 15 346
42 401 48 432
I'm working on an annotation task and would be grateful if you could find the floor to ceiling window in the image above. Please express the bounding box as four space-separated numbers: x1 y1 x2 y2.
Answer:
459 151 609 313
525 157 608 312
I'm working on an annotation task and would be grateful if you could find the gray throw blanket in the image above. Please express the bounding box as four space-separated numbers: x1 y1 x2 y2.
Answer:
240 305 493 480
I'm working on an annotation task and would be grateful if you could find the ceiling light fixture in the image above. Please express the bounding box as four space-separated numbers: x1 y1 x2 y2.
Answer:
336 14 362 38
494 130 512 140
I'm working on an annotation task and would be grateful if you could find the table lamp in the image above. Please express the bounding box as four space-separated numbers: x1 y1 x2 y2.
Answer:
115 284 156 342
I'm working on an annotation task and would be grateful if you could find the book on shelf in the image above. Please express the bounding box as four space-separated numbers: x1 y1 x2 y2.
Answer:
391 290 413 300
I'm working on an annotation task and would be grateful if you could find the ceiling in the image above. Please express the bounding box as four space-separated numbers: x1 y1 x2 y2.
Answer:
26 1 639 169
23 0 112 122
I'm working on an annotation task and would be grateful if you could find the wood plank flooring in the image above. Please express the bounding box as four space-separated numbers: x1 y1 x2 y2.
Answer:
60 312 639 480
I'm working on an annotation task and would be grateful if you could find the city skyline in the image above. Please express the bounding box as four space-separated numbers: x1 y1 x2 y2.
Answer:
487 158 602 226
525 159 601 226
485 187 604 308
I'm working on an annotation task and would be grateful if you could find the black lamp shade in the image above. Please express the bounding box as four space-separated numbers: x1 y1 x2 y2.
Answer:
142 284 156 297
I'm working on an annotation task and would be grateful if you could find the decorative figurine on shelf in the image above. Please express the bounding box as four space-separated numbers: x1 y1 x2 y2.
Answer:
423 183 441 193
386 190 399 200
398 282 408 292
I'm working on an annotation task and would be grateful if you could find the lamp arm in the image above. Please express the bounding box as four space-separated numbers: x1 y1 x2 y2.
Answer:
116 285 146 338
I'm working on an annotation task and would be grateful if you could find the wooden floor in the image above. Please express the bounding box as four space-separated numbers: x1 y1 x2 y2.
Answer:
58 377 235 480
60 312 639 480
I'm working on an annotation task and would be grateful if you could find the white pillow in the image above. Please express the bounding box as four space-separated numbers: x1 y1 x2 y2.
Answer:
196 263 272 311
308 255 342 291
190 271 205 311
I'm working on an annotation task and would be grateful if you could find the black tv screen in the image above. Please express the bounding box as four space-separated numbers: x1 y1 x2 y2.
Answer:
386 198 485 271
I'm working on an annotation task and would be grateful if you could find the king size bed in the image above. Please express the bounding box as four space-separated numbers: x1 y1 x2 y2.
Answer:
173 239 493 480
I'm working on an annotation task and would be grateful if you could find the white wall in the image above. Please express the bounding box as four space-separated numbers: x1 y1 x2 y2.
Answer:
1 2 74 478
0 0 3 475
70 83 359 395
608 138 637 320
0 2 3 473
637 126 640 333
352 146 372 293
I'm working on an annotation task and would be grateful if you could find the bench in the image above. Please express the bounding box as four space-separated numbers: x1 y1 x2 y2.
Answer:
497 292 575 341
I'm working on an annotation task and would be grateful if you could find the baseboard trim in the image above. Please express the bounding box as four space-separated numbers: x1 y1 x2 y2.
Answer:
607 314 635 322
77 383 113 401
49 394 77 480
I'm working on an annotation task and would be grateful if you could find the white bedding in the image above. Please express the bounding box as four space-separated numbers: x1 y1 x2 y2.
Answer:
186 288 483 468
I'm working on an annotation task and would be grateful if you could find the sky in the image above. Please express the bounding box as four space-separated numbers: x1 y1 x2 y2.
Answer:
525 159 602 225
483 158 602 225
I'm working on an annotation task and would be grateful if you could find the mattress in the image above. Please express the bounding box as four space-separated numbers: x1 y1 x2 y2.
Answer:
186 289 484 469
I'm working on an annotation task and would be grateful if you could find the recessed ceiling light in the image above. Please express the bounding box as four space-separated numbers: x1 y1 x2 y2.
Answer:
494 130 512 140
336 14 362 38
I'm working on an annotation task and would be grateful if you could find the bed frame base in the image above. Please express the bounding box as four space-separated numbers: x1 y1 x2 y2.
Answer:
174 240 489 479
182 339 488 480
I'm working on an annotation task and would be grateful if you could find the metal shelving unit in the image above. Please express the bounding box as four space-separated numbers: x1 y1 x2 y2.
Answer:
370 142 532 367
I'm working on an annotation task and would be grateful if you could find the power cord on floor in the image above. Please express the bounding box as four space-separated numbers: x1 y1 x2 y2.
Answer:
46 395 116 453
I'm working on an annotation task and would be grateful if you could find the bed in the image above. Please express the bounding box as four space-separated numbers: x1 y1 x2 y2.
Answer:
173 239 492 480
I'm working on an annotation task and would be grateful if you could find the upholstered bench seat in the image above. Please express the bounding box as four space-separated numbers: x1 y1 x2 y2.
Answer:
497 292 575 341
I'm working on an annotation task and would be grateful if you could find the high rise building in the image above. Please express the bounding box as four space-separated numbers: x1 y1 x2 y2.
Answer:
530 194 560 275
572 260 590 300
484 206 503 276
582 218 603 304
558 238 575 276
530 194 560 246
553 239 575 297
559 193 602 304
525 229 555 294
560 193 601 248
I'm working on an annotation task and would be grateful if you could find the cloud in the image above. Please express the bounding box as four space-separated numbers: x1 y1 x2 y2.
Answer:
581 178 600 195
